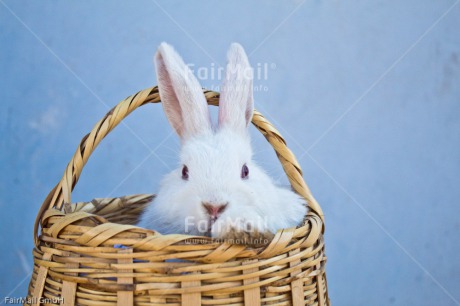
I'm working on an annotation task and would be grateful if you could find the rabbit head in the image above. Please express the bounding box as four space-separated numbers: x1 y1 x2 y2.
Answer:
139 43 307 241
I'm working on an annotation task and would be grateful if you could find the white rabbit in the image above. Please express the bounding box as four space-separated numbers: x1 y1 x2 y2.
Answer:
138 42 308 243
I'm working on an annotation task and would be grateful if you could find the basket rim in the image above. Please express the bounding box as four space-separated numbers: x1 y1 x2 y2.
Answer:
39 197 323 258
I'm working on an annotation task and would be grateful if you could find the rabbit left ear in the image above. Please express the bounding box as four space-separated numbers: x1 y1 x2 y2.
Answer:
218 43 254 134
155 43 212 142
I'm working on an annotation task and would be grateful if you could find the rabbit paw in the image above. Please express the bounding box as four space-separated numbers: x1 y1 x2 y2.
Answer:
213 217 275 246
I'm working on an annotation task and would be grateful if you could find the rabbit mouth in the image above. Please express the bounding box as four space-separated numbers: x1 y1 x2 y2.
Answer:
204 217 218 237
204 227 212 237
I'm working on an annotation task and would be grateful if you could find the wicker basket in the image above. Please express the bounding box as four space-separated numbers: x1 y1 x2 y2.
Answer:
26 86 330 306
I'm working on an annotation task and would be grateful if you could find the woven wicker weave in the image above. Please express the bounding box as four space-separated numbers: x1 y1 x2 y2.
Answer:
26 86 330 306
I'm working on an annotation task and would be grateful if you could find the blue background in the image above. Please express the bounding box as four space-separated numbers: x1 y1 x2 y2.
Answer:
1 1 459 305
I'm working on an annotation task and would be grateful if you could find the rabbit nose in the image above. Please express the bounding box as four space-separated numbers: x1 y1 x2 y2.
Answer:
202 202 228 219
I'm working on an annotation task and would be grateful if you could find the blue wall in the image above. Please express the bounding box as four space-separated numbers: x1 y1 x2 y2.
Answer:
1 1 459 305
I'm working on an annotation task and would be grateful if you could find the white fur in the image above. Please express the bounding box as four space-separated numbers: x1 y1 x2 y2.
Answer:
139 43 307 238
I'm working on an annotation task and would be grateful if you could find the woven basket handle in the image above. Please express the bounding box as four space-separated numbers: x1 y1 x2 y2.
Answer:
34 86 324 244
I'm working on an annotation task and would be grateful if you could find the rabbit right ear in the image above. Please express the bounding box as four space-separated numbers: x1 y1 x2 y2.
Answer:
154 43 212 141
218 43 254 135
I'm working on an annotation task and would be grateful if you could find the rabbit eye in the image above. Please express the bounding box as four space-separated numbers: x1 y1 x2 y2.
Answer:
241 164 249 179
182 165 189 180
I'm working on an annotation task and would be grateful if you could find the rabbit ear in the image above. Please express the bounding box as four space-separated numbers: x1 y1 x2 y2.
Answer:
155 43 212 141
218 43 254 134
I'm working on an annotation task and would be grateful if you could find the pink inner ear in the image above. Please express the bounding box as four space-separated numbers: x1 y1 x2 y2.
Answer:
218 81 254 131
155 51 186 138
